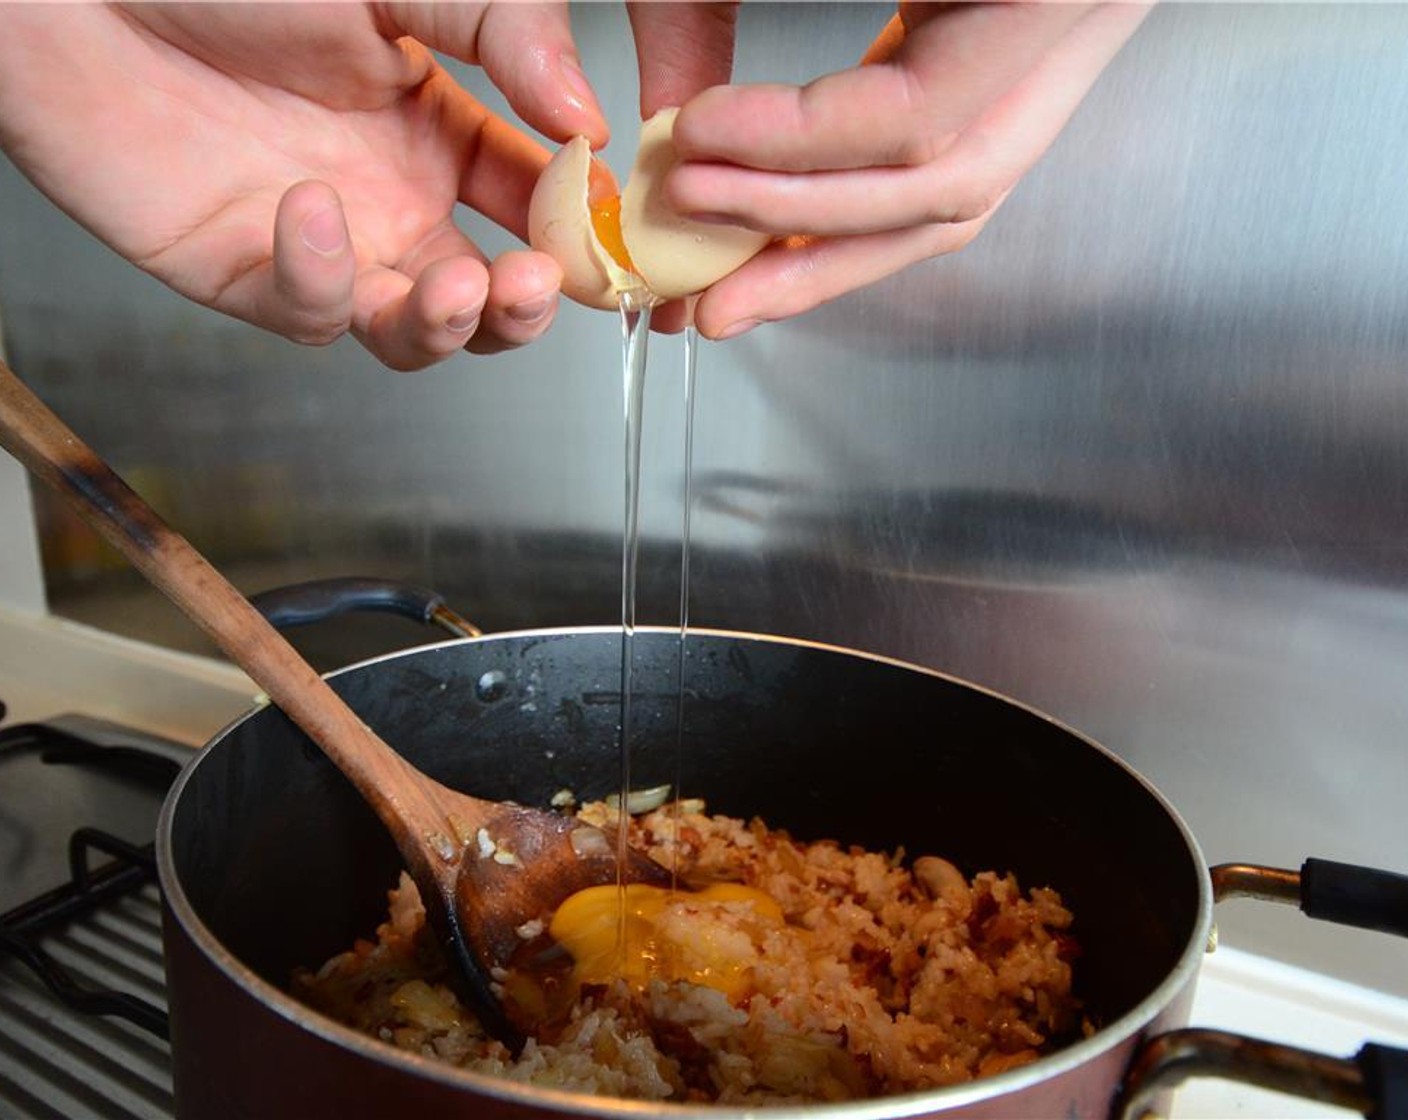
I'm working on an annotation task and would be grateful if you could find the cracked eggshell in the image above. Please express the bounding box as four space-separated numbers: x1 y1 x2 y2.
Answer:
528 109 772 310
527 136 635 311
621 108 771 302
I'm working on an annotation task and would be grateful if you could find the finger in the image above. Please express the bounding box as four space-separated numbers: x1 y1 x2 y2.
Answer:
477 3 608 146
692 218 994 342
462 120 550 243
627 1 738 116
383 1 608 146
215 180 356 346
397 217 490 280
464 249 563 356
351 255 491 371
666 161 1002 237
648 298 695 336
668 3 1152 235
672 2 1094 172
425 73 552 242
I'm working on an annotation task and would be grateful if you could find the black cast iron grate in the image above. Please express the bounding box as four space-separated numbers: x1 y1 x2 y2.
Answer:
1 826 170 1037
0 720 178 1120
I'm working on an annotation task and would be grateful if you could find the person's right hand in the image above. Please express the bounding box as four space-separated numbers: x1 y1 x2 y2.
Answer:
0 3 609 370
627 3 1149 341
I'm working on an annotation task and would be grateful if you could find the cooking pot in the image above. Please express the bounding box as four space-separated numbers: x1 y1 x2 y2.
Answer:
157 582 1408 1119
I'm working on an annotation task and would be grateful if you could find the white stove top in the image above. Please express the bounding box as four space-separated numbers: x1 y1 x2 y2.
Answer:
1174 945 1408 1118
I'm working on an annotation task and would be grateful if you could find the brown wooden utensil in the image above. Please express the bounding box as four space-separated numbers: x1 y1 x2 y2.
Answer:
0 359 669 1050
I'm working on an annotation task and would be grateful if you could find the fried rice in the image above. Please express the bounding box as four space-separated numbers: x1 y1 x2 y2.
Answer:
293 800 1081 1105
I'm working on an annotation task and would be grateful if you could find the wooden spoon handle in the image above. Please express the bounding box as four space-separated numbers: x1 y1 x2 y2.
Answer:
0 360 461 862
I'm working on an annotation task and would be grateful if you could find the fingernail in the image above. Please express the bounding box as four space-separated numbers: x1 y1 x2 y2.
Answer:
445 308 479 333
507 295 553 324
299 206 346 257
559 54 598 113
716 318 762 341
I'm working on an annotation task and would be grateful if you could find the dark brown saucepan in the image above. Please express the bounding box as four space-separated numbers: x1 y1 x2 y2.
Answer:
156 582 1408 1119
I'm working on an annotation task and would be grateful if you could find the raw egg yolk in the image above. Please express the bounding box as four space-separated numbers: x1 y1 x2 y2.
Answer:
549 882 783 1001
589 194 637 274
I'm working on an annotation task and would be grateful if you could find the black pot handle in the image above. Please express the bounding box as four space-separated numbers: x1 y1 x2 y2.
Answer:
1212 859 1408 938
1117 859 1408 1118
1302 859 1408 938
1364 1043 1408 1120
248 577 480 638
1116 1030 1408 1120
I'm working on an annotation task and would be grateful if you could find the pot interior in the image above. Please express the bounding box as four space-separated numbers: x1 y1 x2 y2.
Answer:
164 629 1204 1040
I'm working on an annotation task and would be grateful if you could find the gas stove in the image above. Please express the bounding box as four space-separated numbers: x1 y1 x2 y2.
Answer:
0 713 183 1119
2 706 1407 1119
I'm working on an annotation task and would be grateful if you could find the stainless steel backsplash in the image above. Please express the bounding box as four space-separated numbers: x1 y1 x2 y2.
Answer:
3 4 1407 995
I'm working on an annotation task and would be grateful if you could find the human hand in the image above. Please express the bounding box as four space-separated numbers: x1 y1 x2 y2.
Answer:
629 2 1150 340
0 2 609 370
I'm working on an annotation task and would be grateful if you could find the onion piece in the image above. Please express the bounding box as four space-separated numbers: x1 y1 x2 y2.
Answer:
550 788 577 809
604 784 673 816
569 826 612 859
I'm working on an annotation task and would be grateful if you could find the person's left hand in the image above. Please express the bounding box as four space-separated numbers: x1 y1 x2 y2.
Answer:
0 3 610 370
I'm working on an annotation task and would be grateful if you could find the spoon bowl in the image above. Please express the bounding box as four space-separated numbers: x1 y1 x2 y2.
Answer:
0 359 668 1049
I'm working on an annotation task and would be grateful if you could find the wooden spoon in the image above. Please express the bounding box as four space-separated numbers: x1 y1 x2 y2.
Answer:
0 360 669 1050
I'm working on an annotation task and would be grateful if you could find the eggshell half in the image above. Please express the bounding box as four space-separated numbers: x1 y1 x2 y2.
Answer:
621 109 771 302
527 137 638 310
